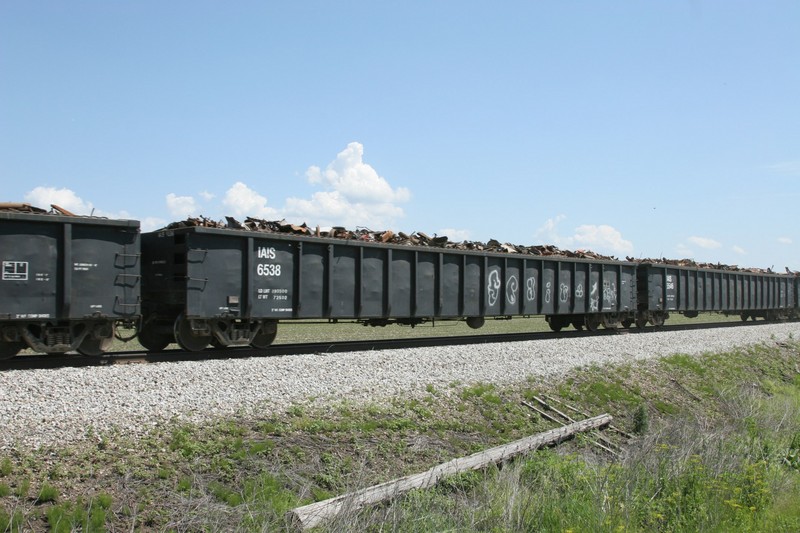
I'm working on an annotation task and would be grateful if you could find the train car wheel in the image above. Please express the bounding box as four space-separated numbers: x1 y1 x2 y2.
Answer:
635 316 648 329
621 318 633 329
251 329 277 349
0 341 25 360
601 314 619 329
547 315 569 332
571 319 584 331
466 317 485 329
651 314 665 327
584 314 601 332
174 315 211 352
138 325 172 352
77 335 114 357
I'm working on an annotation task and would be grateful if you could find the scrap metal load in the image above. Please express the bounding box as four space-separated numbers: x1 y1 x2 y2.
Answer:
0 203 80 217
163 216 617 261
163 215 787 275
0 203 50 214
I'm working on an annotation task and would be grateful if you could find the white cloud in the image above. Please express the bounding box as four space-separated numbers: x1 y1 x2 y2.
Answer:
24 186 94 215
732 245 746 255
165 143 410 229
140 217 167 232
222 182 279 219
282 142 410 228
305 142 410 204
23 186 133 220
165 193 198 218
687 236 722 249
439 228 471 242
535 214 567 243
534 215 633 255
284 191 404 229
778 237 792 245
571 224 634 254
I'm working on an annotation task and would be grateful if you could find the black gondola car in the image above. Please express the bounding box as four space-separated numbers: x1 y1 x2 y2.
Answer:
637 263 796 325
0 211 140 357
138 226 639 351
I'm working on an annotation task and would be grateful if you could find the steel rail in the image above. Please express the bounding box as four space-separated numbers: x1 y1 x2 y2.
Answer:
0 319 776 372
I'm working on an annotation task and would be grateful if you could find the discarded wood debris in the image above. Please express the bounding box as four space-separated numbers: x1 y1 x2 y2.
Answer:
541 394 635 439
522 399 620 456
287 414 612 531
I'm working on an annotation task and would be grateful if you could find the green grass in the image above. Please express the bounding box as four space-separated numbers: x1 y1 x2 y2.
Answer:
103 311 743 353
1 338 797 531
12 311 746 356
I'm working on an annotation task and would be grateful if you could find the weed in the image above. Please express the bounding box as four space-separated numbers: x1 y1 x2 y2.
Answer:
0 457 12 476
257 419 282 435
653 399 679 415
286 405 305 418
36 482 59 503
209 481 244 506
45 497 107 533
0 509 24 532
663 353 709 376
248 440 275 455
580 378 639 405
632 404 649 434
168 426 202 458
14 478 30 499
177 477 192 492
460 382 497 400
94 492 113 509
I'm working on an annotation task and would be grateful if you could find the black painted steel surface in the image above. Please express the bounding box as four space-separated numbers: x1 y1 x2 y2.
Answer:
0 212 140 354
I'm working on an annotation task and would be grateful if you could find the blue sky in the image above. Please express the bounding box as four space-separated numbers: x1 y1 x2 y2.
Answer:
2 1 798 269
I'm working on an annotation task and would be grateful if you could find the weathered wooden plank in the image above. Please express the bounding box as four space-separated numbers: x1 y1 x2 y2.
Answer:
288 413 612 530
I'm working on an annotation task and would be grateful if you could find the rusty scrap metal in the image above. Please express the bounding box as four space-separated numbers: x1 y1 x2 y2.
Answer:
160 215 787 274
0 203 49 214
160 215 622 261
50 204 77 217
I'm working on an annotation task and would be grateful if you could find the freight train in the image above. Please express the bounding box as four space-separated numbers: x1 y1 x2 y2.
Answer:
0 205 796 358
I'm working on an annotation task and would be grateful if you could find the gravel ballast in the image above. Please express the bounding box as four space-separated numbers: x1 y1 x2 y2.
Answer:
1 323 798 450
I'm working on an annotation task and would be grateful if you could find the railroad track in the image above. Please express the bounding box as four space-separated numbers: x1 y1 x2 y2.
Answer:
0 320 770 372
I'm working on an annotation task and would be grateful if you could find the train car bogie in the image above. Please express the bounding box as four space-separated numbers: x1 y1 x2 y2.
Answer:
76 321 116 356
173 314 212 352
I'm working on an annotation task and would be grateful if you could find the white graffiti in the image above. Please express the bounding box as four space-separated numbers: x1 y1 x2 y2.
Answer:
487 269 501 307
545 281 552 304
575 283 584 298
589 282 599 312
507 275 518 305
559 283 570 303
526 278 536 301
603 281 617 307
